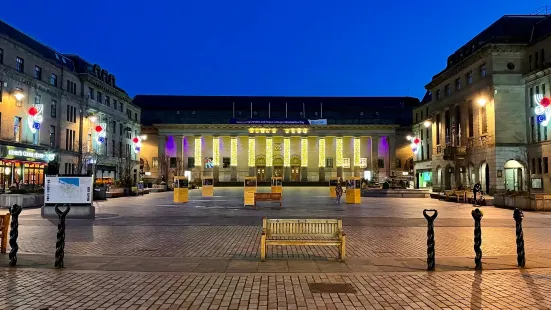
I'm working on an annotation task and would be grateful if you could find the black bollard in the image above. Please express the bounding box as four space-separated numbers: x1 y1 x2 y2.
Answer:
422 209 438 271
513 208 526 268
8 204 22 267
54 204 70 268
471 208 483 270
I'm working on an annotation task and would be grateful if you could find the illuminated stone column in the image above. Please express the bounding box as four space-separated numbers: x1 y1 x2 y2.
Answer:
283 137 291 182
318 137 326 182
300 137 308 181
353 137 361 177
336 136 343 178
157 135 166 180
248 136 256 176
212 136 220 183
389 134 396 178
230 136 237 181
194 136 202 182
266 137 273 181
371 136 379 182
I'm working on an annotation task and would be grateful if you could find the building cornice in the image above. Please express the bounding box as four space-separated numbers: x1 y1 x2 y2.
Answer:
522 62 551 83
151 124 400 130
0 64 64 98
425 44 526 90
79 74 133 104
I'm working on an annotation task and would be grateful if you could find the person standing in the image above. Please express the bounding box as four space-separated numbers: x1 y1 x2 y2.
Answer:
473 182 482 205
336 178 343 203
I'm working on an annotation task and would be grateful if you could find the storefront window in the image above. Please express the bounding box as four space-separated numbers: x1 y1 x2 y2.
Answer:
419 171 433 188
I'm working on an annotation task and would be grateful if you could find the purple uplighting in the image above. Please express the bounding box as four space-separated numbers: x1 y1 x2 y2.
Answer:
166 135 177 157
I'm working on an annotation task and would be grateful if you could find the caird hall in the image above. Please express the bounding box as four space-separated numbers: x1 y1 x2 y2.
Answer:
135 96 418 184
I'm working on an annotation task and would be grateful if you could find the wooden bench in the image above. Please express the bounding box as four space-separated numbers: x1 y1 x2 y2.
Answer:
0 213 11 254
260 218 346 261
254 193 282 208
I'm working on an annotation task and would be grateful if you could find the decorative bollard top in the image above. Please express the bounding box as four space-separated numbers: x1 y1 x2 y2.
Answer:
423 209 438 221
54 204 71 217
472 208 483 220
513 208 524 221
9 204 22 217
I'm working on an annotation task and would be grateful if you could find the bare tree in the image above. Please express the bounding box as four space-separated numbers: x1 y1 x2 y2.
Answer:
158 155 171 182
116 156 137 188
70 141 110 180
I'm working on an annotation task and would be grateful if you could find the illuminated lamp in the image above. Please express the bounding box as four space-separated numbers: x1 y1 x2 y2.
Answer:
542 97 551 108
406 135 412 141
284 129 290 134
248 128 254 134
297 128 302 134
535 94 551 126
304 129 308 134
291 128 296 134
89 115 97 123
272 128 277 134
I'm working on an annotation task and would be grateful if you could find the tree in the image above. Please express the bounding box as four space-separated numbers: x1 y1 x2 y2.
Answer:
70 141 110 179
158 155 187 182
116 156 137 188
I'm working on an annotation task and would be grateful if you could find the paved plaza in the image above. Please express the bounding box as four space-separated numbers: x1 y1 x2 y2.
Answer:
2 187 551 309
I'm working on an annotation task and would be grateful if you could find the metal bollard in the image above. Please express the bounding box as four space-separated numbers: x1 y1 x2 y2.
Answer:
513 208 526 268
423 209 438 271
471 208 483 270
8 204 22 267
54 204 71 268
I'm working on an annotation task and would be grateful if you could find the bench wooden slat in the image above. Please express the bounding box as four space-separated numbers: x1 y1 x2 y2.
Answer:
254 193 282 208
0 213 10 254
260 218 345 262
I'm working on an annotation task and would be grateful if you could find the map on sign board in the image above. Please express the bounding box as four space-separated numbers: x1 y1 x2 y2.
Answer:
45 176 93 204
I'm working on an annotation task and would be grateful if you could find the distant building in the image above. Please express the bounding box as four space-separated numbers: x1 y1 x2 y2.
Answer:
133 96 419 184
0 19 141 189
419 14 551 194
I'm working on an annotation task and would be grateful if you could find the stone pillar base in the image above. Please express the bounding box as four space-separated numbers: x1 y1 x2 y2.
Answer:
230 167 237 182
284 167 291 182
337 167 343 179
354 167 361 178
301 167 308 182
318 167 325 182
248 167 255 177
265 167 273 182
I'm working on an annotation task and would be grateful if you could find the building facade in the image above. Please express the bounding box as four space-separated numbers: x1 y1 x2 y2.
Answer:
135 96 418 184
415 15 551 195
0 20 141 189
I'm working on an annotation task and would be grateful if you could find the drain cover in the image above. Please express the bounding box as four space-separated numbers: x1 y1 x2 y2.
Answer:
308 283 357 294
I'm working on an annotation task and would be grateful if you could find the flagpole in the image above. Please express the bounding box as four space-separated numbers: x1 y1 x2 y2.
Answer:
250 102 253 118
268 102 271 118
285 102 288 118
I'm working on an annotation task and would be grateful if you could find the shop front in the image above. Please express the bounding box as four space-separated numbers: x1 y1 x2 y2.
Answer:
0 144 56 191
416 169 433 189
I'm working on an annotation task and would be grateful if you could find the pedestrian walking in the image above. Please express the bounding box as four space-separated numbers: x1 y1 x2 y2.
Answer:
336 178 343 203
473 182 482 205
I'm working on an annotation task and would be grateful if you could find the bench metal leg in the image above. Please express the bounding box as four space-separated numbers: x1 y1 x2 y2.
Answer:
260 234 266 261
340 235 346 262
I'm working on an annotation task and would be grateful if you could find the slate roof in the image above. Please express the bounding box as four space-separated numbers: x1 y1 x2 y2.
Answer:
133 95 420 126
420 91 432 105
433 15 548 80
531 15 551 44
0 19 75 71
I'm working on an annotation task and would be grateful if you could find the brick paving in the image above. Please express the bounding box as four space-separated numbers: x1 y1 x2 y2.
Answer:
1 268 551 309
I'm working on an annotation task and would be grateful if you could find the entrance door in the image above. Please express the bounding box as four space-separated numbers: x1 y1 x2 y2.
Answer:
291 166 300 181
273 166 283 177
505 168 517 191
257 166 265 181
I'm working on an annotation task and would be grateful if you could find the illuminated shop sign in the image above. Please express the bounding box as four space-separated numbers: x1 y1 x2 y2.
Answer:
1 145 55 162
534 94 551 126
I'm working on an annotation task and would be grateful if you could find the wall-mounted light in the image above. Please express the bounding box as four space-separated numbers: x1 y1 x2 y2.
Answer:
12 88 24 101
423 120 432 128
140 134 147 140
406 135 412 141
88 115 97 123
477 97 488 107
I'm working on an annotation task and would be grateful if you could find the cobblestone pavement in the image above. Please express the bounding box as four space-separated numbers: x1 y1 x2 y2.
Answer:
9 188 551 259
1 268 551 310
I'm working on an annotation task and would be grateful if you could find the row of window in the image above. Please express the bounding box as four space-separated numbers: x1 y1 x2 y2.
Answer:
88 87 138 122
91 138 132 158
528 49 546 72
434 64 487 100
434 101 487 146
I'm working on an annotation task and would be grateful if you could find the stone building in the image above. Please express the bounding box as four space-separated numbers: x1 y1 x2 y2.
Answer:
0 19 141 189
418 14 551 194
135 96 418 184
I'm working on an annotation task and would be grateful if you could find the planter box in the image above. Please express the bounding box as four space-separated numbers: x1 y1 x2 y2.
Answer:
0 194 44 209
530 195 551 211
495 194 532 210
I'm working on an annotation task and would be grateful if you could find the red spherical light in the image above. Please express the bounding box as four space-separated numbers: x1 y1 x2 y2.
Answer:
132 137 139 144
28 107 38 116
95 125 103 133
541 97 551 108
413 138 420 144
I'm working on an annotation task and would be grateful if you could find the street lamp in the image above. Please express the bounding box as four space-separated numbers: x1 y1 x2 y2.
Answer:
406 135 412 141
423 120 432 128
140 134 147 140
12 88 24 101
477 97 488 107
88 115 97 123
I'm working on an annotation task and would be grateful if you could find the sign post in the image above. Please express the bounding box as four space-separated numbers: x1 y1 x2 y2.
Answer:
42 175 94 219
345 177 361 204
174 176 189 203
244 177 257 206
202 177 214 197
271 177 282 194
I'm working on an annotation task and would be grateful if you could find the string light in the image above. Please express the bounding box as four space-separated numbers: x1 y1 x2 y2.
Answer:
301 138 308 167
230 137 237 166
266 138 273 166
318 138 326 167
213 137 220 166
284 138 290 167
336 137 343 167
354 138 361 167
194 137 202 162
248 137 255 167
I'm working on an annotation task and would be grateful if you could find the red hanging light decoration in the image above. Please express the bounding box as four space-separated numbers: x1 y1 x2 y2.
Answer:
95 125 104 133
132 137 139 144
28 106 38 116
541 97 551 108
413 138 420 144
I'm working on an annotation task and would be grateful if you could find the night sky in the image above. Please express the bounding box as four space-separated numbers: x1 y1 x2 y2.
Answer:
0 1 546 99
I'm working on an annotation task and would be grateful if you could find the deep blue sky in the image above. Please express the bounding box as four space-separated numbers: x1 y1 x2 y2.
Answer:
0 1 547 99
